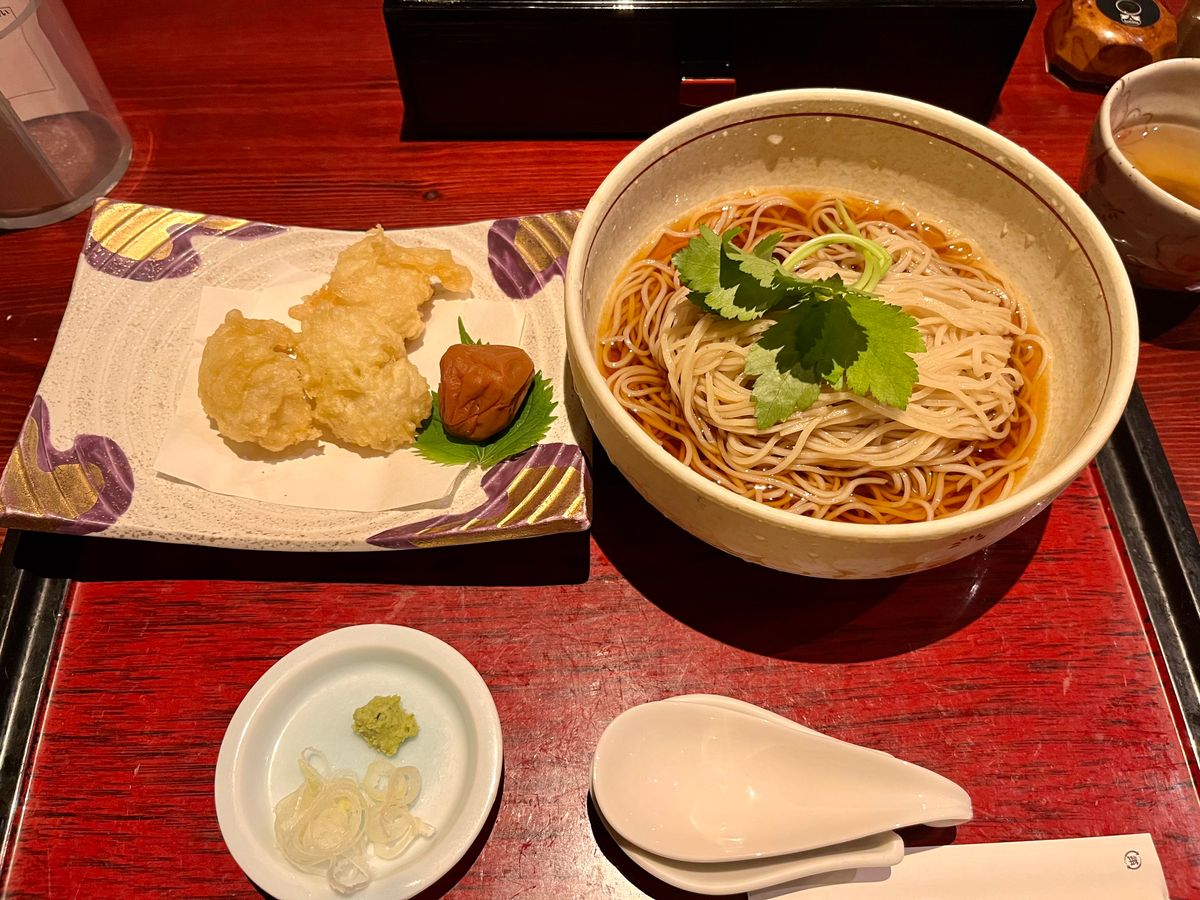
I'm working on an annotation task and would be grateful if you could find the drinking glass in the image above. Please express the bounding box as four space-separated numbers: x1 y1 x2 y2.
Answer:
0 0 131 229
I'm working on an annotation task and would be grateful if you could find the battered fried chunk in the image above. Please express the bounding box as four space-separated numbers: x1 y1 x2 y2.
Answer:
294 305 431 452
291 226 472 341
198 310 318 452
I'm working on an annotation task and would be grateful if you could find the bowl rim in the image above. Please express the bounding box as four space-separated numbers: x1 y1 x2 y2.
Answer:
565 87 1139 543
1096 57 1200 224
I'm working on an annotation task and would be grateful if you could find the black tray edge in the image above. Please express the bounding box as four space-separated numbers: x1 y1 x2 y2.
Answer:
1095 384 1200 760
0 535 68 876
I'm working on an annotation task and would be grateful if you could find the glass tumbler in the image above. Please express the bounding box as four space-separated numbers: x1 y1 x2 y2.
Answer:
0 0 131 229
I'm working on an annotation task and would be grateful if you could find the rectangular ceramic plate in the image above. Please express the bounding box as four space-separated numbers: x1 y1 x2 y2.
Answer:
0 200 591 550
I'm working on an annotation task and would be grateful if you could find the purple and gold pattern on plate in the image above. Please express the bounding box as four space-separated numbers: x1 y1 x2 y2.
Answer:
0 396 134 534
367 443 590 549
487 210 581 299
82 199 284 282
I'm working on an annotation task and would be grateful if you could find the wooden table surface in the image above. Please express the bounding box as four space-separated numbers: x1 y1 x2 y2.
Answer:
2 1 1199 899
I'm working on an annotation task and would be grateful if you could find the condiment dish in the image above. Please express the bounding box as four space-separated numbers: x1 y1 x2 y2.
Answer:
214 624 502 900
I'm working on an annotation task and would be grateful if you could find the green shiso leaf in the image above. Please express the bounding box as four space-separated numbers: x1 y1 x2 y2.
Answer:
457 317 480 345
414 372 557 469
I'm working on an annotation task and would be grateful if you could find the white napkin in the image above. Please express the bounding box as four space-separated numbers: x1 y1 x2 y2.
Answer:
751 834 1168 899
155 266 525 512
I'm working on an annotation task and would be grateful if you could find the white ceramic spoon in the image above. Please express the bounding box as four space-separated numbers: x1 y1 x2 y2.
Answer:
592 696 971 864
596 802 902 897
594 695 904 894
665 695 895 759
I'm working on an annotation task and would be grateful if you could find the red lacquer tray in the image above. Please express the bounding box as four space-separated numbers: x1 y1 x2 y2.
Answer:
2 410 1199 897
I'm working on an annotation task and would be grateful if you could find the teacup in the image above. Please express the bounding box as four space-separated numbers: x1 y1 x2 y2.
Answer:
1082 58 1200 293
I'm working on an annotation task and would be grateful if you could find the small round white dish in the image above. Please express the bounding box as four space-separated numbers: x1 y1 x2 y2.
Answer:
215 624 503 900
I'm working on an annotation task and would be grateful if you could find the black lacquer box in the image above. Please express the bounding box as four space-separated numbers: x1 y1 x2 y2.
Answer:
383 0 1036 139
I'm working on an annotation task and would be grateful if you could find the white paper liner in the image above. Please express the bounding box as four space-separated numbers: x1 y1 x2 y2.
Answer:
155 266 525 512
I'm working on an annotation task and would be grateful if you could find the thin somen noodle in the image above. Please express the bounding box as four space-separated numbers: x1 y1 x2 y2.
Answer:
597 190 1050 524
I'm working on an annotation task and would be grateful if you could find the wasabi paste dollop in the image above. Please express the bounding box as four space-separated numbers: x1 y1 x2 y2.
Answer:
352 695 419 756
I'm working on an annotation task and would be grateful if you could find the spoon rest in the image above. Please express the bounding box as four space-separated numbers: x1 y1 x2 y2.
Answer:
595 801 903 896
592 697 971 864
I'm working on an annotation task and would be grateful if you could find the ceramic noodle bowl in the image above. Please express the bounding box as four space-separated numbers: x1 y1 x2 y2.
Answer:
564 89 1138 579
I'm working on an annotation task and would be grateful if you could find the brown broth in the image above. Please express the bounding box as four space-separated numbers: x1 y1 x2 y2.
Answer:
596 188 1049 524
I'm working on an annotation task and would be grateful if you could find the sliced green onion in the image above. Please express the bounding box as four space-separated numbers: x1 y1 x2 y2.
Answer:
781 232 892 291
835 199 862 239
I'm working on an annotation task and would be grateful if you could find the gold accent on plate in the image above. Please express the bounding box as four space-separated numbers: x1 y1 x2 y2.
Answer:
89 200 257 261
512 211 580 273
407 464 585 548
0 414 102 520
496 463 585 526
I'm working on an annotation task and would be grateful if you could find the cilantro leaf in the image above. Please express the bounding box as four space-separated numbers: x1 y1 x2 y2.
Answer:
672 224 726 312
780 273 857 305
725 232 807 295
751 232 784 259
842 293 925 409
414 373 557 469
744 342 820 430
672 227 926 427
744 292 924 427
674 226 793 321
764 295 866 383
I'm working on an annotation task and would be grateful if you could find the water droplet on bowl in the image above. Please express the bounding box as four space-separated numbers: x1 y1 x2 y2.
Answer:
767 133 783 145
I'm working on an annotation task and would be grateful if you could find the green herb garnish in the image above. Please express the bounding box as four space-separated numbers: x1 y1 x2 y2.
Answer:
457 316 480 345
677 226 803 321
672 222 924 428
416 376 556 468
414 320 557 468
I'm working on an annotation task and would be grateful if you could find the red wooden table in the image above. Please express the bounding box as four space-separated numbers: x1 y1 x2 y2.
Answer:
2 1 1199 898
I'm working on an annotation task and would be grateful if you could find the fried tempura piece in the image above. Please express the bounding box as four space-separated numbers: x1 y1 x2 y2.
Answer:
380 242 473 293
198 310 319 452
295 304 432 452
290 226 472 342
